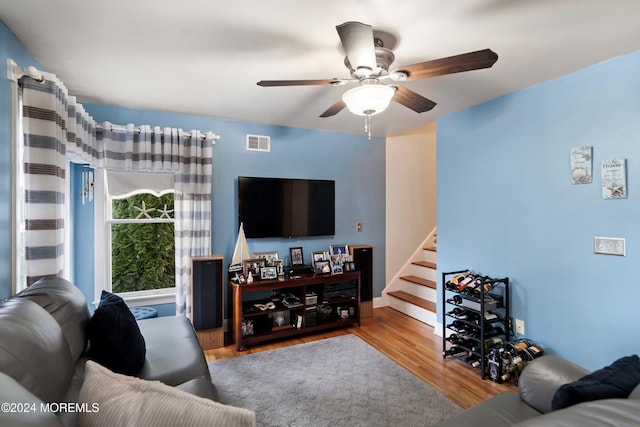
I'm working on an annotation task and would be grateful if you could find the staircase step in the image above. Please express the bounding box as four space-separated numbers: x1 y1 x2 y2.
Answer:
400 275 437 290
424 246 437 252
388 290 436 313
412 260 437 269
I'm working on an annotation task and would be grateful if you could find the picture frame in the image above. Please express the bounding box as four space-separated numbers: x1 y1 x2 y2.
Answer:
253 251 279 266
260 265 278 280
232 272 246 284
343 261 356 272
314 260 330 274
289 247 304 266
311 251 326 268
570 146 592 185
594 237 626 256
243 258 265 278
601 158 627 199
329 244 349 256
274 259 284 277
330 254 344 275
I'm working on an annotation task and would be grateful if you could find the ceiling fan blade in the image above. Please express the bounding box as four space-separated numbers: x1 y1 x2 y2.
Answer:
257 79 348 87
393 49 498 81
391 85 437 113
336 21 377 75
319 99 346 118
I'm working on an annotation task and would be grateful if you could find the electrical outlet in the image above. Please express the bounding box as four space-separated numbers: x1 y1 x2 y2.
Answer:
356 221 362 232
515 319 525 335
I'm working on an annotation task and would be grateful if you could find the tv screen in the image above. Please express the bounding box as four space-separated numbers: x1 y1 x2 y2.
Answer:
238 177 335 238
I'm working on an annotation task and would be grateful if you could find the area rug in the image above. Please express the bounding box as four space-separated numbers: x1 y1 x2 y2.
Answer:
208 334 461 426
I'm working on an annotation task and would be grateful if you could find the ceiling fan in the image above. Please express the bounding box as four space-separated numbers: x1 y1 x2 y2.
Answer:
257 21 498 133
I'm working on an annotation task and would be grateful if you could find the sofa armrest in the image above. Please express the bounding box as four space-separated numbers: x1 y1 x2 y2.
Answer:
518 355 590 413
0 372 64 427
513 398 640 426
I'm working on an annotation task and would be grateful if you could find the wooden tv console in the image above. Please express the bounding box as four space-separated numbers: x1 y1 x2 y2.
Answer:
231 271 360 351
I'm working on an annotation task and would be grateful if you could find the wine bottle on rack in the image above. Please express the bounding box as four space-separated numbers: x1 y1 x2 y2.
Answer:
483 325 505 338
464 353 482 368
472 336 504 353
445 333 461 344
456 338 476 349
461 276 485 295
456 274 476 291
451 320 467 331
466 312 481 325
471 280 496 297
447 307 470 319
443 346 467 357
446 295 463 305
445 270 472 291
449 322 480 337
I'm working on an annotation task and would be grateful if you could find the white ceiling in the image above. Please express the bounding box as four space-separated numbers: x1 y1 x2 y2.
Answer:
1 1 639 137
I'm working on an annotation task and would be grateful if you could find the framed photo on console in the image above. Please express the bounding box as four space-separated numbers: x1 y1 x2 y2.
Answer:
260 266 278 280
330 255 344 275
314 260 330 274
289 247 304 266
330 244 348 256
253 251 279 266
243 258 265 278
311 251 326 268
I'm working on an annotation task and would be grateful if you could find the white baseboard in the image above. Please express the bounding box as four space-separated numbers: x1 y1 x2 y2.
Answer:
432 321 443 337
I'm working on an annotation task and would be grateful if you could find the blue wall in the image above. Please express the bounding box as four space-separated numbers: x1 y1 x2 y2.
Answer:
0 18 385 312
70 163 95 301
437 50 640 370
0 21 42 300
81 104 386 314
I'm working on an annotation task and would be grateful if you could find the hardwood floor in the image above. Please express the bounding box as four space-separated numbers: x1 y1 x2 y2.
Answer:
204 306 517 409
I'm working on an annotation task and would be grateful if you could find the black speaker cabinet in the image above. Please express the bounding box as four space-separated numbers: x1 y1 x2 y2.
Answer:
191 255 224 349
350 245 373 317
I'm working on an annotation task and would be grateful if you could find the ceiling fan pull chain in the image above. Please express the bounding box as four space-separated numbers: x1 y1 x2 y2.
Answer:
365 115 372 140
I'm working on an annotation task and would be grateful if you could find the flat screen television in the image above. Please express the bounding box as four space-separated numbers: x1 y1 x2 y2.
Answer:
238 176 335 238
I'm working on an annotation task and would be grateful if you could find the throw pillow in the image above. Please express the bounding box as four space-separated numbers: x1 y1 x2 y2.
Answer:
86 291 146 376
78 361 256 427
551 354 640 410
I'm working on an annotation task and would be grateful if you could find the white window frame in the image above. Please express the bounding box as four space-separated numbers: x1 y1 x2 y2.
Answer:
94 169 176 307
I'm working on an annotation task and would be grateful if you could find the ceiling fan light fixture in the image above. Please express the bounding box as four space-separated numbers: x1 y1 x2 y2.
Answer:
342 84 395 116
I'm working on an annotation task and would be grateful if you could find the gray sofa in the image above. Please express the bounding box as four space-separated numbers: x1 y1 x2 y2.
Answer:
0 277 254 427
433 354 640 426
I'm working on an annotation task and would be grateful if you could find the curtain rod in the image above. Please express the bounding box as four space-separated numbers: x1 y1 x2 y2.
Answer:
96 124 220 142
8 60 220 142
7 59 44 83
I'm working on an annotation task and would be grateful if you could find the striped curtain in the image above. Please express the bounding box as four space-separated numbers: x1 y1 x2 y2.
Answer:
91 125 214 316
21 77 68 285
20 75 215 317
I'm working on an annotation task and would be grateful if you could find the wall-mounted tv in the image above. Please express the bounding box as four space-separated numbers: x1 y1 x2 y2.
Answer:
238 176 335 238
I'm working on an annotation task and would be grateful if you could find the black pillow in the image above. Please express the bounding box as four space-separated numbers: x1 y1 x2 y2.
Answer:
552 354 640 410
87 290 146 375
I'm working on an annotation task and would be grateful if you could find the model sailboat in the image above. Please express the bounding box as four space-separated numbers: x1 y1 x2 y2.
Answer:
229 223 250 273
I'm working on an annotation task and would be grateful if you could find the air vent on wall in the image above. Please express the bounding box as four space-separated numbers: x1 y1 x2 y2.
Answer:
246 134 270 152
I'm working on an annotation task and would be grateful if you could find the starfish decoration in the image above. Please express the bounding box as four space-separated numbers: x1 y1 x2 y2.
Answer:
157 204 174 219
608 184 626 198
134 201 156 219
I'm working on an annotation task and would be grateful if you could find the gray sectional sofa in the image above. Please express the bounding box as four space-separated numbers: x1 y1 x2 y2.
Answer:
433 354 640 426
0 276 255 427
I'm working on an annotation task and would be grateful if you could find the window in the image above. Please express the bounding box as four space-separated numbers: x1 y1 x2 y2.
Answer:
96 170 176 304
109 193 175 293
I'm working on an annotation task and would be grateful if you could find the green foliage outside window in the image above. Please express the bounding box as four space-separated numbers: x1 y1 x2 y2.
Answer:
111 193 175 293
